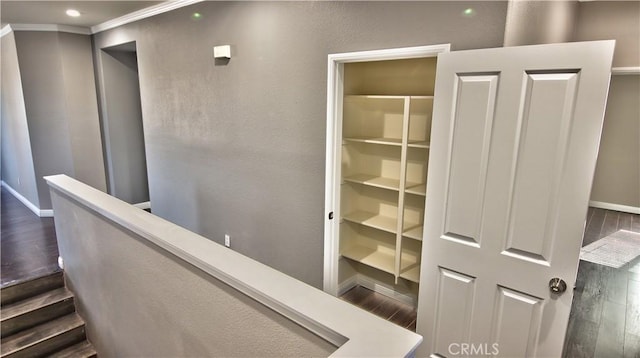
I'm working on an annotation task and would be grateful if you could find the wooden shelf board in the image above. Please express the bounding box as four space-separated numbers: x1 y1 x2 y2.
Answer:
343 211 398 234
345 95 407 100
344 137 403 147
400 265 420 283
407 141 430 149
405 184 426 196
341 245 395 275
403 225 423 241
344 174 400 191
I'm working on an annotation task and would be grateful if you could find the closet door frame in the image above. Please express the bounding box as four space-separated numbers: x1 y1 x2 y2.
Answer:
323 44 451 295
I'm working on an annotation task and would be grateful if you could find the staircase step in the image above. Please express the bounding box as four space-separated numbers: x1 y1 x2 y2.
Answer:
0 313 86 358
49 340 97 358
1 287 75 338
1 271 64 306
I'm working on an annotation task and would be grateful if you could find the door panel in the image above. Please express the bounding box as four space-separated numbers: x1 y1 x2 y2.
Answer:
505 72 579 263
433 268 476 355
444 75 498 246
417 41 615 357
490 287 543 357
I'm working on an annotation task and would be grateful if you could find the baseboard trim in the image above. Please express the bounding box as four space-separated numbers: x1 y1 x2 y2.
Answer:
337 276 359 297
589 201 640 215
1 181 53 217
132 201 151 210
357 275 416 307
338 274 416 307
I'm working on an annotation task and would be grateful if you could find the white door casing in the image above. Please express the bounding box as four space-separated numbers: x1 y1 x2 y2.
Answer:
323 44 451 295
417 41 615 357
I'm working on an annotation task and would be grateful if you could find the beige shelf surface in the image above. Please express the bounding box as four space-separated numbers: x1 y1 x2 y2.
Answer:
403 225 423 241
399 250 420 282
341 244 395 275
400 264 420 283
343 211 398 234
344 137 403 147
345 95 408 100
407 141 430 149
343 174 401 191
405 183 426 196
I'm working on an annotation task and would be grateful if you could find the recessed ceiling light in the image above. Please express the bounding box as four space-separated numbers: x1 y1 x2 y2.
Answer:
66 9 81 17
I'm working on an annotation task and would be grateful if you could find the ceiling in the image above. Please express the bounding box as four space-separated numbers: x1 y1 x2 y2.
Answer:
0 1 164 29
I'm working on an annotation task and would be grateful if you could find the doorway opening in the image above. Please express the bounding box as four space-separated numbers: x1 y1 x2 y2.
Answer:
99 41 150 208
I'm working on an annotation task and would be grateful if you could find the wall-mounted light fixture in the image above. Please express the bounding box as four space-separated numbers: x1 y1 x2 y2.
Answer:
213 45 231 59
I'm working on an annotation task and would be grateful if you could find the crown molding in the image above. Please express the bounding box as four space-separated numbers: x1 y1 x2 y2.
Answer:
91 0 204 34
1 24 91 36
612 67 640 75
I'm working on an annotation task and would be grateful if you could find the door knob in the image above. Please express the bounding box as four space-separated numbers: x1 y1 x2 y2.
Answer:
549 278 567 294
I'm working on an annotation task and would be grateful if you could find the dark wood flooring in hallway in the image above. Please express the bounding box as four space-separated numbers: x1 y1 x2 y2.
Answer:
1 187 60 287
2 185 639 356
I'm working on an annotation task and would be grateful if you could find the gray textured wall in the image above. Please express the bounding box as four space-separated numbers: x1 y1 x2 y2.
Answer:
14 31 74 209
0 31 40 206
50 189 336 357
574 1 639 208
99 46 149 204
12 31 106 209
591 75 640 208
504 0 578 46
58 33 107 195
92 1 508 288
574 1 640 68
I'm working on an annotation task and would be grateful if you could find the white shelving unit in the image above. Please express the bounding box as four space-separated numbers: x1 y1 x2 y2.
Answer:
324 44 449 307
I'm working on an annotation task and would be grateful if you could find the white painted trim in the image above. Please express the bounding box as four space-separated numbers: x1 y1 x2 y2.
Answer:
45 174 422 357
356 275 416 307
1 25 12 38
91 0 204 34
132 201 151 210
337 275 359 297
40 209 54 218
5 24 90 35
612 67 640 75
337 274 417 307
0 181 53 217
589 200 640 215
323 44 451 296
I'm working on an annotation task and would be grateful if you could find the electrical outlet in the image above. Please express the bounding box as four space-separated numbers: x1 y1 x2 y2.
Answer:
224 234 230 248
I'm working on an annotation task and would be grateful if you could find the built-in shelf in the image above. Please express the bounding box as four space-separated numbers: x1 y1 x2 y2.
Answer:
345 95 408 100
400 264 420 283
344 137 403 147
403 225 423 241
334 51 443 306
405 184 426 196
407 141 430 149
343 211 397 234
344 174 401 191
341 245 395 275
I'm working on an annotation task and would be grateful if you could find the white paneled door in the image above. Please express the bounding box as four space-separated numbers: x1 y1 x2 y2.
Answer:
417 41 615 357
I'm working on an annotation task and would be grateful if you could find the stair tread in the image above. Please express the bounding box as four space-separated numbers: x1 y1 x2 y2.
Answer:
1 272 64 306
1 287 73 322
1 313 84 356
49 340 97 358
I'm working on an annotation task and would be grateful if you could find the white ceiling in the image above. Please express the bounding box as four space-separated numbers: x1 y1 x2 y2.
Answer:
0 1 164 29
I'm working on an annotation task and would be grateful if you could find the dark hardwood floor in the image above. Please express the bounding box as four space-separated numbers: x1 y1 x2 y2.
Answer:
342 207 640 358
564 207 640 358
340 285 417 331
2 186 639 356
1 187 60 287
